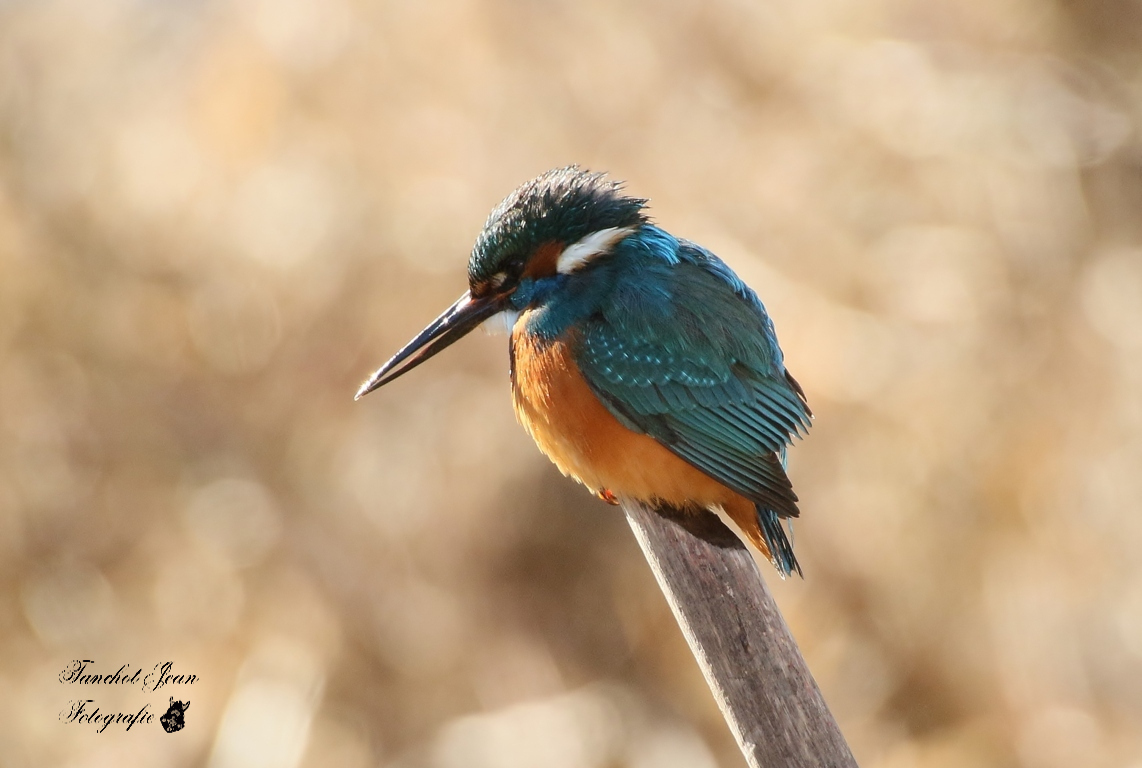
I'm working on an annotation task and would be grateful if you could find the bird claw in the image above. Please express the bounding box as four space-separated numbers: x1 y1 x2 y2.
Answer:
596 489 620 506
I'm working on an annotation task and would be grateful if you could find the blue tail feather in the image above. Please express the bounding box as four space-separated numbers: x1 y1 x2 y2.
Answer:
757 505 802 578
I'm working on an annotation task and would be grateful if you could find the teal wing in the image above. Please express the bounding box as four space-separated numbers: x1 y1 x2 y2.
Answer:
573 248 811 570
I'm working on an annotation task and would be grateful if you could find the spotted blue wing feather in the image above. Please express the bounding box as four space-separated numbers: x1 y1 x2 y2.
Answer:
573 236 811 575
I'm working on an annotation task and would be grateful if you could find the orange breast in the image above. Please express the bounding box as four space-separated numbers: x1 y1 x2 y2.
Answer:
510 317 771 555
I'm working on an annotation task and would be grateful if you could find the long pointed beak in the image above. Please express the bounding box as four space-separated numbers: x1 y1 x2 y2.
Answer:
355 291 506 400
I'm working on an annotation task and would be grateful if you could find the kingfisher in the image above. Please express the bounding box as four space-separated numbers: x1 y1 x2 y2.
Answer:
356 167 812 576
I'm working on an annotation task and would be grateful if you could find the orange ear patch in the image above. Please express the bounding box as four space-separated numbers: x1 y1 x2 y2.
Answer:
521 241 563 279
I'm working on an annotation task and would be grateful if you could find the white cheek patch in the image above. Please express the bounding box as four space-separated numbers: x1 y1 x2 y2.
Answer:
556 226 635 274
482 309 520 336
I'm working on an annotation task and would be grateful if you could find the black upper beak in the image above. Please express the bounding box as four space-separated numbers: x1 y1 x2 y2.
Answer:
355 291 506 400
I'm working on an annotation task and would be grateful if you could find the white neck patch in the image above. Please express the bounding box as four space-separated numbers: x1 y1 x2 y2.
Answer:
556 226 634 274
482 309 520 336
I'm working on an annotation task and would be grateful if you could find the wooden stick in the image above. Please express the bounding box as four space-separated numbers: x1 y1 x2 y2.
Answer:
622 501 858 768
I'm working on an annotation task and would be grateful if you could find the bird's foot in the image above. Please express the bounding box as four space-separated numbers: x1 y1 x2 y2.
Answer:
595 489 620 506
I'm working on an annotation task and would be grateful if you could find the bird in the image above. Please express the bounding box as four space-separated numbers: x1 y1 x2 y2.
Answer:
356 167 812 577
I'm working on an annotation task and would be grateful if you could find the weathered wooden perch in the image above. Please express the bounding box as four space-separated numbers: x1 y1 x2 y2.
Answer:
623 500 858 768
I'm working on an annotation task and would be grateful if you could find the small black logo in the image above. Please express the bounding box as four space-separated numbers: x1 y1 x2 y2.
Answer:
159 698 189 733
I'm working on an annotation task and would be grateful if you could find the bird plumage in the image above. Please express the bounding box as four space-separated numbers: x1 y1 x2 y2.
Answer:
357 166 812 577
508 220 810 576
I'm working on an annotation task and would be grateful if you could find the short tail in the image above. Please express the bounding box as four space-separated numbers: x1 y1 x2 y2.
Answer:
757 506 802 579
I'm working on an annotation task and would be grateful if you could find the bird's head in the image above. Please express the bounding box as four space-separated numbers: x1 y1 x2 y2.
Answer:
356 167 647 399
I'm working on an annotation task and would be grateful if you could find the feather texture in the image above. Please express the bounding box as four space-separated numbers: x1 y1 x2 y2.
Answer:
567 230 812 575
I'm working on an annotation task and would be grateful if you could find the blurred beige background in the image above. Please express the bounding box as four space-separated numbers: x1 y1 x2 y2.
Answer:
1 0 1141 766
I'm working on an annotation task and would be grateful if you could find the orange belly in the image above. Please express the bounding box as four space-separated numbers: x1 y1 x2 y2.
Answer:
510 320 771 555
